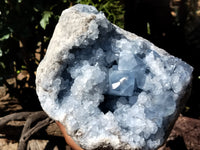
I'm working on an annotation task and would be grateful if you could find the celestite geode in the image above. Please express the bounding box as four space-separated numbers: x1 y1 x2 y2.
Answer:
36 4 193 150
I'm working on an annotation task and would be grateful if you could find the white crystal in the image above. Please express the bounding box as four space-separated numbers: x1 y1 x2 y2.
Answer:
118 50 137 70
108 69 135 96
36 4 193 150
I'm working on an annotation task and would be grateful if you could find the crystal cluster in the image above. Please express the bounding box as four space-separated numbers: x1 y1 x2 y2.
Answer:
36 4 193 150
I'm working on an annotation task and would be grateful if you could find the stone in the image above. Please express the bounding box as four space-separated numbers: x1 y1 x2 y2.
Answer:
158 116 200 150
36 4 193 150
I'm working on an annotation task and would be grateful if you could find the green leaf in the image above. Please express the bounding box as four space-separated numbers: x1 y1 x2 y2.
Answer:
40 11 53 30
21 65 27 69
0 34 10 41
33 7 39 12
0 48 2 57
17 70 21 74
147 22 151 35
0 62 5 69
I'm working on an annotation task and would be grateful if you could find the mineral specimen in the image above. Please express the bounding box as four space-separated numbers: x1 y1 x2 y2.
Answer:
36 4 193 150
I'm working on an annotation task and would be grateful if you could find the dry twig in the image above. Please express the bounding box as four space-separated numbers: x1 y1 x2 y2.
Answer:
0 111 54 150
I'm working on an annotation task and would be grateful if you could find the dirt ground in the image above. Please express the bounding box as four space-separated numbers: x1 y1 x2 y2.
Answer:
0 84 74 150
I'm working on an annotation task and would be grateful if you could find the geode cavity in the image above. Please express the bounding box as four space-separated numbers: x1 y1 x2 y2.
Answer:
36 4 193 150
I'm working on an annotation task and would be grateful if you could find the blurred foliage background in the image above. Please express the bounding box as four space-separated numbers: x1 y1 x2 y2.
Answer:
0 0 200 117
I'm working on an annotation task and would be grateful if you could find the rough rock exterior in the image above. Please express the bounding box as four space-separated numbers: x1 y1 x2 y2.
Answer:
36 4 193 150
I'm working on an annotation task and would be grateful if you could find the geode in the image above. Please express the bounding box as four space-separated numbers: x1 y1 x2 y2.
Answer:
36 4 193 150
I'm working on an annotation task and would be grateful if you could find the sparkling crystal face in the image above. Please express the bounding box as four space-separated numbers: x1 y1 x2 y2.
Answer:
108 69 135 96
36 4 193 150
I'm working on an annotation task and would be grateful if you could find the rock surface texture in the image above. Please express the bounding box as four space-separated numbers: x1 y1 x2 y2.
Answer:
36 4 193 150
